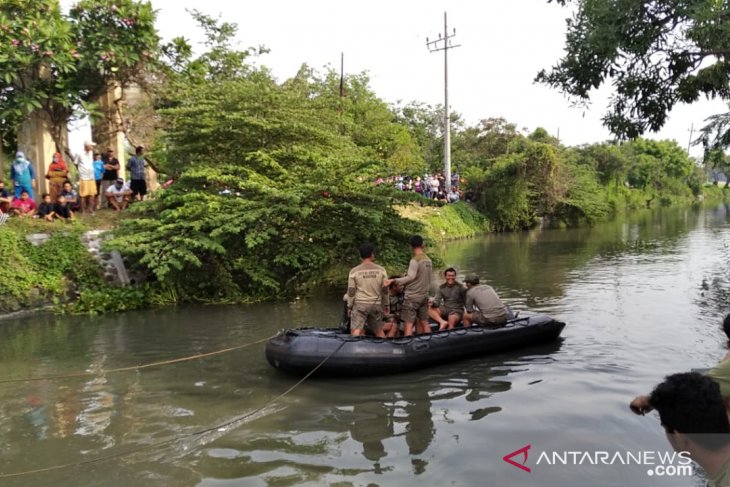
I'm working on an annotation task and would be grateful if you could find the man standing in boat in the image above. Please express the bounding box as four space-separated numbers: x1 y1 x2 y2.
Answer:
462 274 508 327
346 243 389 338
385 235 433 337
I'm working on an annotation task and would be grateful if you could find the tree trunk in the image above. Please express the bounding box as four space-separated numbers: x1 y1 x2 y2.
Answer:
0 131 4 180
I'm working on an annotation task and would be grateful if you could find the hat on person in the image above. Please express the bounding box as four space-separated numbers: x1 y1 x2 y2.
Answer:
464 274 480 285
15 151 25 160
115 178 124 183
84 140 97 147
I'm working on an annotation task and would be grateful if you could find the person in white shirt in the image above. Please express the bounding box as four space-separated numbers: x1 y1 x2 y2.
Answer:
105 178 132 212
73 140 98 214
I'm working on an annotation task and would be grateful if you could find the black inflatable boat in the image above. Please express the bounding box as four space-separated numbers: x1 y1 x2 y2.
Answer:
265 314 565 377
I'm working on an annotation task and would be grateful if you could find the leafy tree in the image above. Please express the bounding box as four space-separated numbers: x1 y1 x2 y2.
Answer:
538 0 730 140
466 138 565 230
392 101 469 174
0 0 77 150
111 71 420 300
575 143 629 186
704 148 730 187
303 69 424 176
0 0 158 154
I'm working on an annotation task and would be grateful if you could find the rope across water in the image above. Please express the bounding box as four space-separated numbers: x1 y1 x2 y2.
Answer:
0 334 279 385
0 338 345 480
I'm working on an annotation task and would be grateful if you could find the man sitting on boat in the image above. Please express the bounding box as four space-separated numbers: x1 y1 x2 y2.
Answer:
428 267 467 331
346 243 389 338
383 280 405 338
462 274 508 327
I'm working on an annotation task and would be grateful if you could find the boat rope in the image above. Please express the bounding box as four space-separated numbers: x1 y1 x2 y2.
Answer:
0 333 279 385
0 339 345 480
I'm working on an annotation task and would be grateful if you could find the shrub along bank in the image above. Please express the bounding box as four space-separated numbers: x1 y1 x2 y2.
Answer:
0 220 149 315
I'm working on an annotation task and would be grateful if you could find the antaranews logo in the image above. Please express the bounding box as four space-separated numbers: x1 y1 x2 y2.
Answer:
502 444 532 473
502 444 693 478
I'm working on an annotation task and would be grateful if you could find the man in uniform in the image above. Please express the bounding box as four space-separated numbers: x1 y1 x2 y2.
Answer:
346 243 389 338
462 274 508 327
429 267 466 331
385 235 433 337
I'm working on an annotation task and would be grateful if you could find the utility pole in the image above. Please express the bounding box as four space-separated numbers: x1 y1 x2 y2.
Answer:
339 52 345 99
427 11 460 191
687 122 694 155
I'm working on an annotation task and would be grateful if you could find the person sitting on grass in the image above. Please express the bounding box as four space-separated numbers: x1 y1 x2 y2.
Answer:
54 194 74 222
9 190 37 218
105 178 132 212
0 180 12 214
35 193 56 222
60 181 80 212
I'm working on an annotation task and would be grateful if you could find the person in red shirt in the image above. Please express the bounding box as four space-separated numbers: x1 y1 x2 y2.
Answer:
10 190 37 218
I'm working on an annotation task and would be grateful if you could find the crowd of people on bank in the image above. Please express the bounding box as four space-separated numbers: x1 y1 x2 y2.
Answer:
375 171 471 203
0 141 149 223
344 235 507 339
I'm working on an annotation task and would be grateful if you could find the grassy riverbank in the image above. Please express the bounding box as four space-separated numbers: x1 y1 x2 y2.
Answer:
0 216 147 315
2 187 728 316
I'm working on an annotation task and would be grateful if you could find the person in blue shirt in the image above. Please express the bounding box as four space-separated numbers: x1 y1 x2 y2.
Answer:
10 151 36 199
93 152 105 209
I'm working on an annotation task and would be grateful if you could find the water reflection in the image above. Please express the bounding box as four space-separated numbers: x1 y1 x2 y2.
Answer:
0 205 729 486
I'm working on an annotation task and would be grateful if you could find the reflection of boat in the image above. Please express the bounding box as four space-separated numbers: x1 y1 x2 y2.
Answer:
266 314 565 377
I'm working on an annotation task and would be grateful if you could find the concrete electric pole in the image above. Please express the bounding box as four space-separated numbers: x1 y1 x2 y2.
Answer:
426 11 460 191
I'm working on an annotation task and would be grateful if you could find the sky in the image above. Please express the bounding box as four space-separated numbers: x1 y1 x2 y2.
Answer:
62 0 727 158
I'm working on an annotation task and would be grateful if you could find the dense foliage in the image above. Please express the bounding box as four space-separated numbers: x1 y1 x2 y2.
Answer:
538 0 730 141
0 0 158 152
110 67 425 301
0 221 149 314
3 7 728 311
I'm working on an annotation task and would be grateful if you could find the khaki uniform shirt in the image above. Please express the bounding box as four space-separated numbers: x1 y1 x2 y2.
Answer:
706 359 730 399
394 253 432 300
346 261 388 308
433 282 467 314
710 457 730 487
465 284 507 321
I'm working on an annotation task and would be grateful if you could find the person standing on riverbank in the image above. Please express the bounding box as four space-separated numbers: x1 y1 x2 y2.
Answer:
385 235 433 337
73 141 98 214
127 146 147 201
346 242 389 338
101 149 120 208
45 152 69 202
10 151 36 199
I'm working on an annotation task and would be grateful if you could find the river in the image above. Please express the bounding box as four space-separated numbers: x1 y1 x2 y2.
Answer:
1 204 729 487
